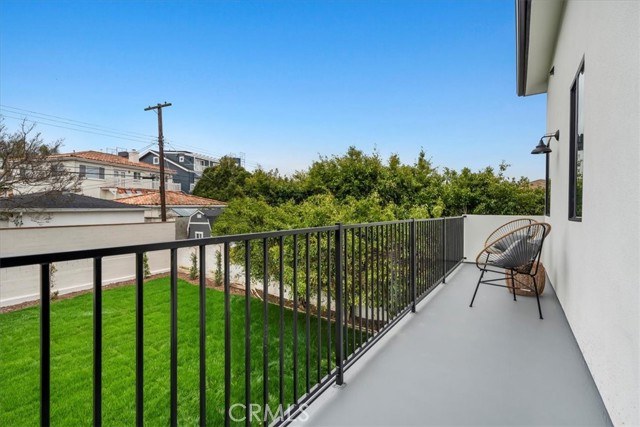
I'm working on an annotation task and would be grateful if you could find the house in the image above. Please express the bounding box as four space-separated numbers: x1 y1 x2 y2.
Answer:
516 0 639 425
139 150 243 193
0 191 146 228
115 190 226 224
172 209 212 239
43 150 180 200
139 150 218 193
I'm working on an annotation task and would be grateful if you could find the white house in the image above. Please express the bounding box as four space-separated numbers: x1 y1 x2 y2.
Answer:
516 1 639 425
45 150 180 200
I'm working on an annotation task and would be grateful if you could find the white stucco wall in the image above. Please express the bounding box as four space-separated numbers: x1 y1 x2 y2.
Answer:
0 209 144 228
0 222 175 306
542 1 639 424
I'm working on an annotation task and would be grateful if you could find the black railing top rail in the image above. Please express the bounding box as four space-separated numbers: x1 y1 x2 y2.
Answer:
0 217 466 269
341 216 464 230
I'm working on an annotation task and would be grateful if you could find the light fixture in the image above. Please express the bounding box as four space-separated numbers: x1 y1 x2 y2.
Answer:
531 130 560 154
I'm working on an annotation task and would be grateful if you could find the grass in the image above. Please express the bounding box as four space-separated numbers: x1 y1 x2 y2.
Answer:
0 277 361 426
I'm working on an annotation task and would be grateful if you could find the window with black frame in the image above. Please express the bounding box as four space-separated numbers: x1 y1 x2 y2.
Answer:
569 60 584 220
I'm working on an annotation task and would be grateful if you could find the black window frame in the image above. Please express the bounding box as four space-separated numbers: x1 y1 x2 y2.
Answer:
79 164 105 180
569 59 585 221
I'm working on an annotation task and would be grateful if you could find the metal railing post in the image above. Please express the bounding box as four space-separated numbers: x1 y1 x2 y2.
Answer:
93 257 103 427
40 263 51 427
135 253 144 427
334 223 345 386
410 219 417 313
442 217 447 284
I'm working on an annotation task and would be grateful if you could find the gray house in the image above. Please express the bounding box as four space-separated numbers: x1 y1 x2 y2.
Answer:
139 150 243 193
173 208 216 239
138 150 216 193
186 210 211 239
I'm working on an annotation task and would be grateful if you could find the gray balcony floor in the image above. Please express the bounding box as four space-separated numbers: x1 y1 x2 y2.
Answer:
296 264 611 427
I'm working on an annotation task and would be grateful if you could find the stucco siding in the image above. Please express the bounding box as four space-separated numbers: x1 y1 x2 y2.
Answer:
543 1 639 424
0 210 144 228
0 222 175 306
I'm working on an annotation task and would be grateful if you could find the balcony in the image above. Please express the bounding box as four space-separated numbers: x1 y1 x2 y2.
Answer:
150 180 182 192
0 216 611 426
296 262 610 426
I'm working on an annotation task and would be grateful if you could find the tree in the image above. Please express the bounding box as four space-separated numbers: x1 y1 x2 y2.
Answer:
441 162 544 216
192 156 250 202
304 147 387 201
0 118 79 198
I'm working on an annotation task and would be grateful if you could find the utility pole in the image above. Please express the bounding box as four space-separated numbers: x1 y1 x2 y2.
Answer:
144 102 172 222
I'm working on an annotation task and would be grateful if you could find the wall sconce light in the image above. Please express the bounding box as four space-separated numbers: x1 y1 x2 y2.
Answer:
531 130 560 154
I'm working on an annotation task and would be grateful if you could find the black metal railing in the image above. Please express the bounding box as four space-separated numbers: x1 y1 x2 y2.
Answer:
0 217 464 427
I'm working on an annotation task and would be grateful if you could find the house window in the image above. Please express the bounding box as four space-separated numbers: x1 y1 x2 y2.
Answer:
133 172 141 182
79 165 105 180
195 231 204 238
153 157 159 165
569 60 585 221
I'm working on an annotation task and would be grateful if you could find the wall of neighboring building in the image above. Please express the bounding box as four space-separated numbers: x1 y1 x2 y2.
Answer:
543 1 639 424
0 210 144 228
0 222 176 307
0 221 230 308
60 159 159 198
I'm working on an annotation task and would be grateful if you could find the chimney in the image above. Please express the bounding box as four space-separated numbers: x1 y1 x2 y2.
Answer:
129 149 139 163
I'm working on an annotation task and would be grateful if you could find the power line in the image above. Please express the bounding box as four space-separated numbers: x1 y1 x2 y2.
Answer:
1 104 158 140
1 105 262 169
0 113 156 146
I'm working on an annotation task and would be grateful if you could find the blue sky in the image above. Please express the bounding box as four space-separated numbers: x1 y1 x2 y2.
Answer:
0 0 546 178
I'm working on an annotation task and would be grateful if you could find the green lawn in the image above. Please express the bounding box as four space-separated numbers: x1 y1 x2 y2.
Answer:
0 278 357 426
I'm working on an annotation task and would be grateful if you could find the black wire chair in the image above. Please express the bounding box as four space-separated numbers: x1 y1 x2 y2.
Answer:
469 222 551 319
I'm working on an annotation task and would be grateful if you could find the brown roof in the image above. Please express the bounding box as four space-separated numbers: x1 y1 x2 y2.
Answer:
529 179 546 189
52 151 175 173
115 191 226 207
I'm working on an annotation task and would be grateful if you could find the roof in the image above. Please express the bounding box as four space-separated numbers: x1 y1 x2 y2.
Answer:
529 179 546 189
140 150 191 173
115 191 226 207
0 191 144 210
51 151 176 174
516 0 565 96
164 150 219 163
172 207 199 217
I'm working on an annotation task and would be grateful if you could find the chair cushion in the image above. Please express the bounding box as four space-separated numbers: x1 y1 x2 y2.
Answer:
491 239 511 252
490 237 537 269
